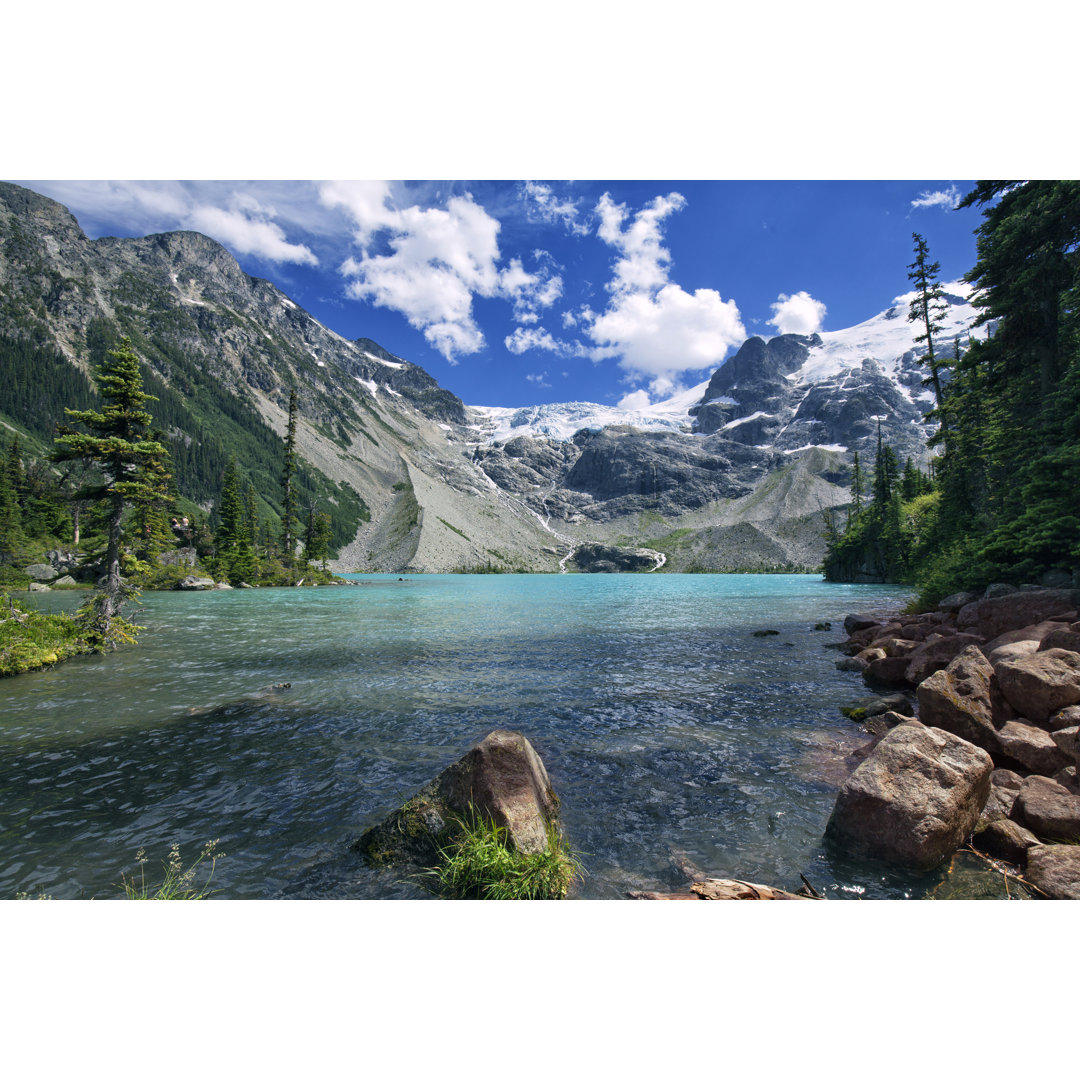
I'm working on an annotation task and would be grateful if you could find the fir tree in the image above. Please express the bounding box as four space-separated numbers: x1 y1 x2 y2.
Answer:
53 337 168 646
907 232 950 435
280 389 298 570
214 458 257 585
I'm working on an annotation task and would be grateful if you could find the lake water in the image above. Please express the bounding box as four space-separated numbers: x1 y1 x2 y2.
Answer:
2 573 982 901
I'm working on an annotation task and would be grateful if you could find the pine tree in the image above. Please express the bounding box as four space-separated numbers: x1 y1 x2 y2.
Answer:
280 389 298 570
52 337 168 646
907 232 951 436
214 458 257 585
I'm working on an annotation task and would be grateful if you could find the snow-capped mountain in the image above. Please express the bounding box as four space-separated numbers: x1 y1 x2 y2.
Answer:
469 282 979 462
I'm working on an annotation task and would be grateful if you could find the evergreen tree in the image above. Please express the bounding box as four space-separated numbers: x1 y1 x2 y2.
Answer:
214 458 257 585
280 389 298 570
0 437 26 566
907 232 951 435
53 337 169 646
851 451 865 516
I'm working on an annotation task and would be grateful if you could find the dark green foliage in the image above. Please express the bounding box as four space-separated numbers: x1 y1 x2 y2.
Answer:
828 182 1080 602
53 337 171 645
213 458 259 585
281 389 298 566
907 231 951 430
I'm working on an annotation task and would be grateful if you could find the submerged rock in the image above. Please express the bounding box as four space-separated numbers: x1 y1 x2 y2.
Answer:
824 720 993 872
355 729 561 866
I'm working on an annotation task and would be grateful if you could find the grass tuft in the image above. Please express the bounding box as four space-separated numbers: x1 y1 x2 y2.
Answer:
118 839 224 899
425 810 583 900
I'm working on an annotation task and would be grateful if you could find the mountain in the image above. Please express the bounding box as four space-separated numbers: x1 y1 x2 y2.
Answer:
0 182 978 573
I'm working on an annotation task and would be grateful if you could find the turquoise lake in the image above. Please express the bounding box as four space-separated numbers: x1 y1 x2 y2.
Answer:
1 572 974 900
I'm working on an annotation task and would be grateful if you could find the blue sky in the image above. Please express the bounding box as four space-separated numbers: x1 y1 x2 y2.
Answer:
21 179 983 410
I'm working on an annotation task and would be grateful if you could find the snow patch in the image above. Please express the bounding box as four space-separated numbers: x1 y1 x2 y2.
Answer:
364 352 404 370
783 443 848 454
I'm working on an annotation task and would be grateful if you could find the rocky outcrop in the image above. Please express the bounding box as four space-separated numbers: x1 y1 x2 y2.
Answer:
569 543 663 573
355 730 561 866
824 720 993 872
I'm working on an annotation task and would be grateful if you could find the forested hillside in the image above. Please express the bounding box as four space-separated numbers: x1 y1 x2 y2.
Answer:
824 181 1080 602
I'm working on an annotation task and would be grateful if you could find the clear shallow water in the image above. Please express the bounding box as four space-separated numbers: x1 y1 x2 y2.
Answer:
2 573 973 900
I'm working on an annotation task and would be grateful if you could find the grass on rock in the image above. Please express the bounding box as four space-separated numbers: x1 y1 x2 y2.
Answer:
426 810 583 900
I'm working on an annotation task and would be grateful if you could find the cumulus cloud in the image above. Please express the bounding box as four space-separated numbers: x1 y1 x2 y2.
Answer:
505 326 561 355
584 192 745 402
187 200 319 265
520 181 591 235
25 180 321 266
618 389 652 411
526 371 551 388
323 182 564 364
768 290 827 334
911 184 961 211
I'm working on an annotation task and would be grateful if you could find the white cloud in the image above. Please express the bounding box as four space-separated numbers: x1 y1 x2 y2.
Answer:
767 290 826 335
618 389 652 410
323 182 565 363
520 181 591 235
187 202 319 265
324 183 507 362
25 180 321 266
526 371 551 388
911 184 961 211
585 192 745 393
505 326 561 355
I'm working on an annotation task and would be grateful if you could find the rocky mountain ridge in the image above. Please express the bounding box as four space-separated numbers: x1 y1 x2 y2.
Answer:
0 182 976 573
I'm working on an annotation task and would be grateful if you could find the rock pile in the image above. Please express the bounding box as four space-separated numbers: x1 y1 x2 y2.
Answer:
827 585 1080 898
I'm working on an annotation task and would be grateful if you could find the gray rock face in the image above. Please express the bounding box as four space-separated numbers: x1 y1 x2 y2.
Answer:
569 544 662 573
691 335 931 462
23 563 58 582
825 720 993 871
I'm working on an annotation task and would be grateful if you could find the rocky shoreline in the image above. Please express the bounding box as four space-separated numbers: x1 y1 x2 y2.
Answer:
827 584 1080 899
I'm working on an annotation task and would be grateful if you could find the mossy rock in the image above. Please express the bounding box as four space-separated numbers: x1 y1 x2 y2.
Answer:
354 729 562 868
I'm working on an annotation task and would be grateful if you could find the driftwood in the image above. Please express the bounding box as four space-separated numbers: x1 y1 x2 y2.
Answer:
628 877 821 900
690 878 817 900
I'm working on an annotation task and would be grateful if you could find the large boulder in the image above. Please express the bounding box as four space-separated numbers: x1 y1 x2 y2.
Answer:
1024 845 1080 899
916 646 1013 754
958 588 1080 639
1011 775 1080 842
177 576 216 590
23 563 58 582
995 649 1080 723
973 818 1041 865
355 730 561 865
981 620 1065 660
995 721 1070 776
1039 626 1080 654
905 633 986 685
824 720 993 872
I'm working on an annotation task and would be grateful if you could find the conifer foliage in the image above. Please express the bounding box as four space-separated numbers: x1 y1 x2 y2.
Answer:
825 182 1080 602
53 337 172 646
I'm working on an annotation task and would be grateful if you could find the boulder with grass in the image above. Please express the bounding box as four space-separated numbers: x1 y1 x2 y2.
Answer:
354 729 578 898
